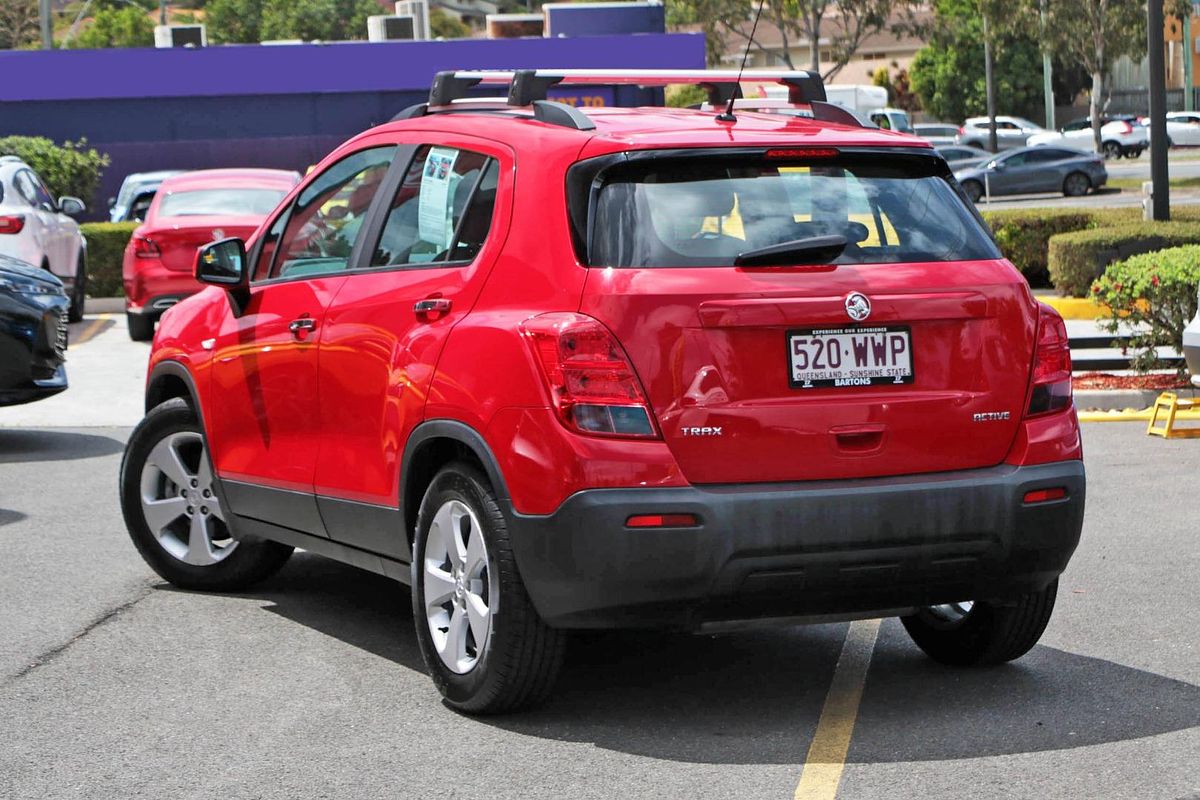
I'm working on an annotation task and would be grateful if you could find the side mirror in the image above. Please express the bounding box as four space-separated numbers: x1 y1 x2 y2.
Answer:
58 197 86 217
992 161 1007 171
196 238 247 288
107 197 116 209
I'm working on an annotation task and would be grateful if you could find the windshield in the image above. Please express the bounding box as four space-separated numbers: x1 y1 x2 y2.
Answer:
157 188 286 217
585 153 1000 268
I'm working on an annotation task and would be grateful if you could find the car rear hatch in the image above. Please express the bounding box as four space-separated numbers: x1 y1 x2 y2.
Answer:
571 147 1037 484
149 216 262 272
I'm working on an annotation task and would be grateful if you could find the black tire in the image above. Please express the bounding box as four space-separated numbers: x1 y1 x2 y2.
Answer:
1126 147 1144 159
411 461 564 714
1102 140 1122 160
127 311 155 342
901 579 1058 667
119 398 293 591
962 179 984 203
1063 171 1091 197
67 250 86 323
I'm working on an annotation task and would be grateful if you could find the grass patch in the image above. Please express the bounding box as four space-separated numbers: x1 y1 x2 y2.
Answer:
1107 176 1200 191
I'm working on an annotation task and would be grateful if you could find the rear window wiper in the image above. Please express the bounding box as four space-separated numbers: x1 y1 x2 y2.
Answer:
733 234 847 267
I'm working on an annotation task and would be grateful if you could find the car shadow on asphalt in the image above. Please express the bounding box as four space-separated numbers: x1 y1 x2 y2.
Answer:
0 508 27 527
0 428 125 464
197 553 1200 766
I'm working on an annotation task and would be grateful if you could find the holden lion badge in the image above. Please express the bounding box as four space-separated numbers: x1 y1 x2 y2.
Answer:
845 292 871 322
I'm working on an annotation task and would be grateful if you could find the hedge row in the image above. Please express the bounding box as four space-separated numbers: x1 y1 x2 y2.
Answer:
81 222 136 297
1048 222 1200 297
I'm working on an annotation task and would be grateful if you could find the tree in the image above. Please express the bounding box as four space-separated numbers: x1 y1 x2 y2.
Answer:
1043 0 1147 151
0 0 40 49
909 0 1087 124
667 0 912 79
0 136 109 202
65 6 154 49
206 0 263 43
430 8 470 39
260 0 381 41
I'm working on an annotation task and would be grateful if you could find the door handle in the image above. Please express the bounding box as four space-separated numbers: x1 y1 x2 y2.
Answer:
288 317 317 339
414 298 452 319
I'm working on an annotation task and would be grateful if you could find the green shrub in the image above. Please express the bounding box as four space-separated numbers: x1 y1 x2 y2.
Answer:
1047 222 1200 297
981 209 1097 285
80 222 136 298
1092 245 1200 372
0 136 110 207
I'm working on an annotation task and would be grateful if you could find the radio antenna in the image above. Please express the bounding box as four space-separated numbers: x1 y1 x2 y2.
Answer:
717 0 766 123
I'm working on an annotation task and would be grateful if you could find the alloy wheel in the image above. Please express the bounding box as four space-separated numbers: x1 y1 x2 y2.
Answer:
422 499 497 674
138 431 236 566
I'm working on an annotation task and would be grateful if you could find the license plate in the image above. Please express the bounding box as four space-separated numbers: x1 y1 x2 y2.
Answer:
787 326 914 389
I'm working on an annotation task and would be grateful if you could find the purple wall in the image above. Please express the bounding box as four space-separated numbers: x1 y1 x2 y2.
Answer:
0 33 705 102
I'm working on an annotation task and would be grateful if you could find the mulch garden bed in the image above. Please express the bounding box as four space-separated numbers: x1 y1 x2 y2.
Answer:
1073 372 1190 391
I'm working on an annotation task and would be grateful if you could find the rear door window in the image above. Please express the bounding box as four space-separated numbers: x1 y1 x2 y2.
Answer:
369 145 498 268
583 152 1000 267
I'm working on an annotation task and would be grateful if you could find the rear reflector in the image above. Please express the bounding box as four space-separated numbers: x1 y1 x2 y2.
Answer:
0 215 25 234
1027 303 1072 416
766 147 839 159
1023 487 1067 504
626 514 699 528
521 312 658 439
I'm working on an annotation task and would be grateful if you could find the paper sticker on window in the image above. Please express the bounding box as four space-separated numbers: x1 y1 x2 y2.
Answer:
417 147 459 254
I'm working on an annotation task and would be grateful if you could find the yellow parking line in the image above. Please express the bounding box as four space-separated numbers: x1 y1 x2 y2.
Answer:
72 313 112 347
794 618 881 800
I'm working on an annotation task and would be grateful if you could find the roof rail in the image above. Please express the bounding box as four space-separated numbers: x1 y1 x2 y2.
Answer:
394 68 833 131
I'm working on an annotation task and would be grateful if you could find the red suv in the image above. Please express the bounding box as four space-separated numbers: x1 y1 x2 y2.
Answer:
122 168 299 341
119 70 1085 714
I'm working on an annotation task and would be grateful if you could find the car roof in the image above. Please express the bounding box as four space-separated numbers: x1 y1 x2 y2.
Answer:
157 168 300 191
363 105 930 158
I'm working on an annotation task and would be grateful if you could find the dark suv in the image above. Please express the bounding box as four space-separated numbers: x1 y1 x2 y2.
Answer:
119 70 1085 713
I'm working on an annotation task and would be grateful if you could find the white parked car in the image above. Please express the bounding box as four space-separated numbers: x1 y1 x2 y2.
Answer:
955 116 1047 151
1027 116 1148 159
1164 112 1200 146
0 156 88 321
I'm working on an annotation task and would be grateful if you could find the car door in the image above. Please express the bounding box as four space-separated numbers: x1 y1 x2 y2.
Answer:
25 171 73 276
1024 149 1069 193
996 121 1023 149
987 151 1030 193
207 142 398 538
313 137 511 560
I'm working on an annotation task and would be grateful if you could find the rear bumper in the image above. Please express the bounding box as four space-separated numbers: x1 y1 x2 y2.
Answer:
508 460 1085 630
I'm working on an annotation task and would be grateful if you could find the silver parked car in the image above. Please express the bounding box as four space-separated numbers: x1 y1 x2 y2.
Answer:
953 145 1107 202
108 170 186 223
914 123 960 146
956 116 1047 151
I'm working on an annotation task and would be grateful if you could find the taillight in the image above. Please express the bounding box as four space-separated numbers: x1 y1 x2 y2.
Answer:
521 312 658 438
1027 303 1072 416
958 126 964 135
0 215 25 234
131 235 161 259
1118 121 1133 134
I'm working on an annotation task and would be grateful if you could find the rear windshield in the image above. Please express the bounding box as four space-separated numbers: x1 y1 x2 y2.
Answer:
584 153 1000 268
158 188 286 217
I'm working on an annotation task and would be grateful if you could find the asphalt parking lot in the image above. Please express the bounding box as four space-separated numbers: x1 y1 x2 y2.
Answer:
0 315 1197 800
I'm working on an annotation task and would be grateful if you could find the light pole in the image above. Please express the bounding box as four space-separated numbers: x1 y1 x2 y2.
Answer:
1041 0 1055 129
1185 2 1195 112
1149 0 1170 220
39 0 52 48
983 12 998 152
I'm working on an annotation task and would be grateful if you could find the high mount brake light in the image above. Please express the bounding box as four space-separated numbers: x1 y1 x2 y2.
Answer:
1027 303 1072 416
131 235 161 259
0 215 25 234
766 147 839 159
521 312 658 439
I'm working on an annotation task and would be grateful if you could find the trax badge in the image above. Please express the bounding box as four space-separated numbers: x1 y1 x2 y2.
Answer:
681 426 723 437
845 292 871 322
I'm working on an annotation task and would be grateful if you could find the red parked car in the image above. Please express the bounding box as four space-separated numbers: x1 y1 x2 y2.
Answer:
122 168 299 340
119 70 1085 714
